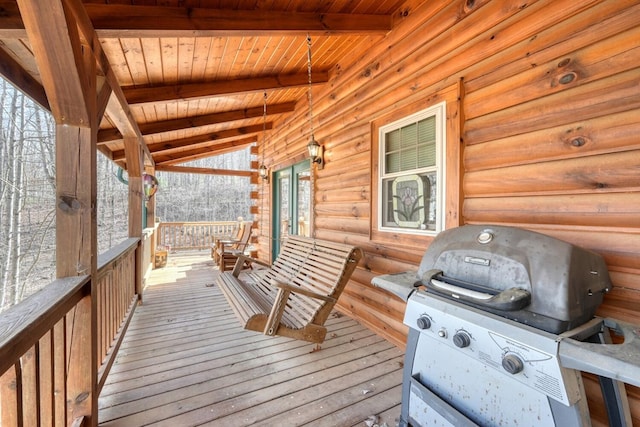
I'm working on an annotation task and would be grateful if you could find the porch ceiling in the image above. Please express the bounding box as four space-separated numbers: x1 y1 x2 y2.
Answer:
0 0 400 172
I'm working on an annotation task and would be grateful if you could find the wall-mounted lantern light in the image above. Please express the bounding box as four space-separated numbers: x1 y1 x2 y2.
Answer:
307 137 324 169
258 164 269 181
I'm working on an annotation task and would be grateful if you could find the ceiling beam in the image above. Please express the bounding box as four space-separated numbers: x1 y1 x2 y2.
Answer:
87 5 393 38
123 72 328 106
0 47 49 110
0 3 392 37
152 136 257 166
154 165 253 177
98 102 294 144
112 124 269 161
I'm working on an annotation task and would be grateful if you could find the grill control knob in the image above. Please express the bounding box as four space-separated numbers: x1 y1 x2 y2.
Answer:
453 331 472 348
416 316 431 330
502 354 524 374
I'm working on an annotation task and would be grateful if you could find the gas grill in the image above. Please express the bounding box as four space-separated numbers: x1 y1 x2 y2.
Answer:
372 225 640 427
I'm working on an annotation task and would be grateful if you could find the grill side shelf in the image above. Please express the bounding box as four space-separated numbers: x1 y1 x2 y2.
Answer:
371 270 419 302
558 317 640 389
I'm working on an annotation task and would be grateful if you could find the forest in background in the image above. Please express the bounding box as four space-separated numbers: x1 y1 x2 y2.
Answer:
0 79 252 313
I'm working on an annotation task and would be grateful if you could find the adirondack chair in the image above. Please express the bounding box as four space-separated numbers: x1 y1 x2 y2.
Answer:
216 236 363 343
215 221 253 271
211 218 245 261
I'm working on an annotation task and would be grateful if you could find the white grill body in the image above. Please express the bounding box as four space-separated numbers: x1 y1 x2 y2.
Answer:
402 291 591 427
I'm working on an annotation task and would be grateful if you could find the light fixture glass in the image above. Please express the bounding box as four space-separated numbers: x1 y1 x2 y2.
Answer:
143 173 159 201
307 137 321 161
258 163 269 180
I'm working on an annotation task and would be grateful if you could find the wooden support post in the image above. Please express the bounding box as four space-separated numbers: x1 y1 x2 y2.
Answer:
54 69 98 427
145 165 156 228
52 69 98 427
16 1 99 425
124 137 144 300
145 165 157 269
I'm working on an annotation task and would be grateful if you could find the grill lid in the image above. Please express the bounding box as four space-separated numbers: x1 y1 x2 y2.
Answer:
416 225 612 333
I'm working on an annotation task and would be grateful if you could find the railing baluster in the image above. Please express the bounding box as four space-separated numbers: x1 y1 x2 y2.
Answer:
53 319 66 427
38 331 54 427
1 362 21 426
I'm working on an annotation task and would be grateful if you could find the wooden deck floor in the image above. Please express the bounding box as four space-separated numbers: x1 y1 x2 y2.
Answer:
98 251 404 427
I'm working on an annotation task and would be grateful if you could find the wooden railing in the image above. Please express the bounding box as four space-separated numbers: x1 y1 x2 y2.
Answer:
157 221 238 250
95 239 139 390
0 238 140 427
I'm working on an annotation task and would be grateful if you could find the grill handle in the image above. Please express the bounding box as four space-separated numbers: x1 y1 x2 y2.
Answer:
423 269 531 311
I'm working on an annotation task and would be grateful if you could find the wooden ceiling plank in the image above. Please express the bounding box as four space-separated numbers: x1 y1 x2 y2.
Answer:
123 71 328 105
213 34 243 81
120 37 150 86
140 38 164 84
154 165 254 177
112 123 269 161
204 34 228 79
98 101 294 143
160 35 179 87
178 36 196 82
191 37 213 81
257 35 295 76
230 35 259 78
99 38 133 86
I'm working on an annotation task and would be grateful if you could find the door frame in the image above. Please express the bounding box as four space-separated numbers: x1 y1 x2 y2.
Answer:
271 160 311 261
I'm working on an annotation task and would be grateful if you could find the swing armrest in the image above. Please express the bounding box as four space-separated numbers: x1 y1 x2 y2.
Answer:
263 280 336 336
231 254 271 277
273 281 336 302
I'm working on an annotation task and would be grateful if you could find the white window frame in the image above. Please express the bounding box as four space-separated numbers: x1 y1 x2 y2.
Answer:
377 101 446 236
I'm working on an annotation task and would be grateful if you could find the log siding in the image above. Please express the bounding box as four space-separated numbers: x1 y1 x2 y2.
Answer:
257 0 640 424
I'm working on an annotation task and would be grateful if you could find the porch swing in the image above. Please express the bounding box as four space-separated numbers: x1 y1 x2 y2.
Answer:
216 235 363 343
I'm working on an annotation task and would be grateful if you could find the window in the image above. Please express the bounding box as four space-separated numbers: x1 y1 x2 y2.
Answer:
378 102 445 235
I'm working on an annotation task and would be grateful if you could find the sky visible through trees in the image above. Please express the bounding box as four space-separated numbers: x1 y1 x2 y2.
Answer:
0 79 252 313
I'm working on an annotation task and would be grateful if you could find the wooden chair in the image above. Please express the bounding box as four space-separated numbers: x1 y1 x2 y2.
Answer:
215 221 253 271
216 236 363 343
211 219 245 261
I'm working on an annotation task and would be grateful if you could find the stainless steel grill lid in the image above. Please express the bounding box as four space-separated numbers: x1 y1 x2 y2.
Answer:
416 225 612 333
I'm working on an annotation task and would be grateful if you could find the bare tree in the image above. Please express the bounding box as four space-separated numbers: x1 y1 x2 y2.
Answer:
0 78 252 313
1 85 24 307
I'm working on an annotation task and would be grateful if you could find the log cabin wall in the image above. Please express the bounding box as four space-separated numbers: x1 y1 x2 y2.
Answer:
257 0 639 423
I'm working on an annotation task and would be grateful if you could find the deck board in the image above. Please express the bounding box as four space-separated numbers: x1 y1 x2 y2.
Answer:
98 251 403 427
